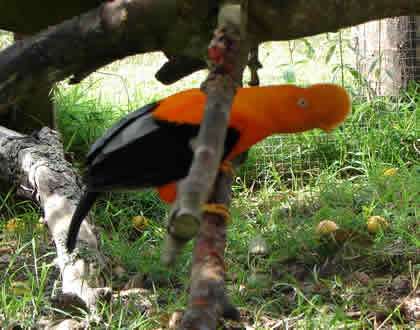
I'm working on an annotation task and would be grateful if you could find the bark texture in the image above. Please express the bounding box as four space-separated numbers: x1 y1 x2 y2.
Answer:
0 0 103 34
353 17 420 97
0 126 110 308
181 171 239 328
164 2 246 264
2 0 420 42
167 3 247 328
0 33 57 134
0 0 177 113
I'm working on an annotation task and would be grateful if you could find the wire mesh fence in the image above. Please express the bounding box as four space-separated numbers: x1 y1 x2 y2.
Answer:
352 16 420 97
245 16 420 188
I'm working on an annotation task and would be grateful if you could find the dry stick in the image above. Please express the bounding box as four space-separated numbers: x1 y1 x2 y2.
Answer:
163 3 245 265
0 126 110 309
181 172 239 329
173 2 249 328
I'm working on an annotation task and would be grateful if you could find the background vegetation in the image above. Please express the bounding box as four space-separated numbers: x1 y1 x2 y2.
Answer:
0 29 419 329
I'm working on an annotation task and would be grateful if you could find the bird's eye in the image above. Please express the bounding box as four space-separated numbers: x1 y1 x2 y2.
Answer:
297 98 308 108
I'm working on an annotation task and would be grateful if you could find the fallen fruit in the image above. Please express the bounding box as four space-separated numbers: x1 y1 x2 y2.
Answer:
367 215 389 233
383 168 397 177
10 281 29 296
6 218 24 232
316 220 339 234
132 216 149 231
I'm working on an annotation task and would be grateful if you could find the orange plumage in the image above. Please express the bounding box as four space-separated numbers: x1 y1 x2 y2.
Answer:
154 84 351 203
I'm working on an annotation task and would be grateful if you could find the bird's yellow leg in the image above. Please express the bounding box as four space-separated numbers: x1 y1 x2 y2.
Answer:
202 203 232 223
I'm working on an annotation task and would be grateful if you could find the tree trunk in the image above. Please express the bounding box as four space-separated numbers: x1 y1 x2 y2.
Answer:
353 16 419 96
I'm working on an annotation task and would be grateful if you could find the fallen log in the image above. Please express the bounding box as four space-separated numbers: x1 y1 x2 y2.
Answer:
0 125 111 309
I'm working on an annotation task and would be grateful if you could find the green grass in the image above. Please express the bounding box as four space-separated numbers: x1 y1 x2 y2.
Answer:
0 36 419 328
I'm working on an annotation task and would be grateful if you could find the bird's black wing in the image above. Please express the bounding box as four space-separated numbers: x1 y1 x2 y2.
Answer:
67 102 159 253
86 101 241 192
87 102 159 163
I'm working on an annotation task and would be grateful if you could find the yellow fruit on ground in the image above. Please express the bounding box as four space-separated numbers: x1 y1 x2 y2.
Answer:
367 216 388 233
383 168 397 177
6 218 22 232
316 220 339 234
132 216 149 231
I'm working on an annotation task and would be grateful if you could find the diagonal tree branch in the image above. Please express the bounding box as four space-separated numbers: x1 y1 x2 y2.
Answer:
162 2 249 328
0 0 177 113
163 2 246 262
181 170 240 328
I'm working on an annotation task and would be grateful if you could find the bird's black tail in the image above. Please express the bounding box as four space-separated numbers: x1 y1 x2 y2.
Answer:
66 191 99 253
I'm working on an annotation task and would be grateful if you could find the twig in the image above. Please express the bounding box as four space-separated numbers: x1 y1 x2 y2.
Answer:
181 172 240 328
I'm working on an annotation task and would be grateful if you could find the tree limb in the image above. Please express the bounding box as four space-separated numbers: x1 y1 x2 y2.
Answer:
155 55 207 85
2 0 420 109
0 0 102 34
0 126 110 308
0 0 177 113
3 0 420 42
162 2 248 328
164 2 245 259
180 171 240 328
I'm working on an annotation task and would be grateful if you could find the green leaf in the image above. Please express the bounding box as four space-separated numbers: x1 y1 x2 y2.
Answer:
283 68 296 83
300 38 315 59
385 69 393 79
345 65 361 80
369 59 378 73
325 44 336 64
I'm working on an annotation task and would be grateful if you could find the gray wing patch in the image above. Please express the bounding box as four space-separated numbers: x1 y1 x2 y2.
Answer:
88 102 158 163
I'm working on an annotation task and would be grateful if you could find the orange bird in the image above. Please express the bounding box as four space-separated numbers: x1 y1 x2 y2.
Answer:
66 84 351 252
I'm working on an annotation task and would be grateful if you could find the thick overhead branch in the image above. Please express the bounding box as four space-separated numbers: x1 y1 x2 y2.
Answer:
2 0 420 41
0 126 110 308
2 0 420 109
0 0 102 34
247 0 420 41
